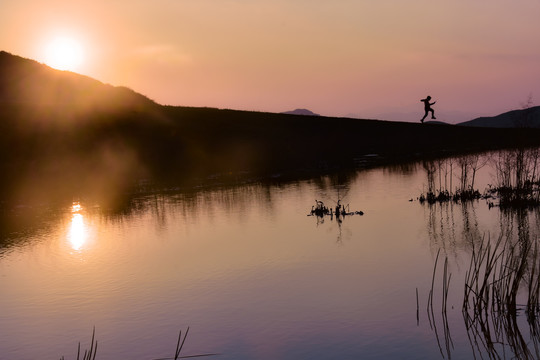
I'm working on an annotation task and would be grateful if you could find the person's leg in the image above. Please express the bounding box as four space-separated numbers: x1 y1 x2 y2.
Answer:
430 109 436 119
421 110 428 123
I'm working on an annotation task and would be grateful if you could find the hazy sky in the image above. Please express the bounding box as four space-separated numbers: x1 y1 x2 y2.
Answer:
2 0 540 122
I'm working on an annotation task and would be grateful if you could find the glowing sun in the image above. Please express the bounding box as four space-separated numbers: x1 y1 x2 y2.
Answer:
44 36 85 71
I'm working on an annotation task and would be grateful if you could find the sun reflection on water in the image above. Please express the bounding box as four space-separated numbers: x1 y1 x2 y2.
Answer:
67 203 91 251
68 213 88 251
72 203 82 213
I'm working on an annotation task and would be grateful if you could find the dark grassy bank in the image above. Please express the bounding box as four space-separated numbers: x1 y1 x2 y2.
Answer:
2 51 540 205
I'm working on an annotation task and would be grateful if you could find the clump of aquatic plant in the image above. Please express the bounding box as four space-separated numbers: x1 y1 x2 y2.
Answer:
489 147 540 208
452 188 482 202
419 190 451 204
423 200 540 358
462 234 540 319
308 199 363 218
461 234 540 358
419 154 486 205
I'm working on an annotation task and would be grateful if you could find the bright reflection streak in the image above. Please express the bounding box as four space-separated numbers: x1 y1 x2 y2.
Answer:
67 213 88 251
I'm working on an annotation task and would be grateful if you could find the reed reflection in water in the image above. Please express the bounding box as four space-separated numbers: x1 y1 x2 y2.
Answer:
419 150 540 359
425 206 540 360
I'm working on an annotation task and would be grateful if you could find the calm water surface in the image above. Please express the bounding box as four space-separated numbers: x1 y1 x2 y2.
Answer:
1 156 539 359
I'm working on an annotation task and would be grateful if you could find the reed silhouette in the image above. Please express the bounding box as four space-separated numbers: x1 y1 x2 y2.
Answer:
58 327 220 360
418 153 486 204
488 147 540 207
423 206 540 359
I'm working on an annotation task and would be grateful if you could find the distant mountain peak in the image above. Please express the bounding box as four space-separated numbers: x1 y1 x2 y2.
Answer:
458 106 540 128
281 108 320 116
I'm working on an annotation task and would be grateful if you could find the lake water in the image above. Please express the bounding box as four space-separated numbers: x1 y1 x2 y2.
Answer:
2 153 540 359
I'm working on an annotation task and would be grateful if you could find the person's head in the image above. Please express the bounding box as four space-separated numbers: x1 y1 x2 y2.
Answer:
427 96 431 100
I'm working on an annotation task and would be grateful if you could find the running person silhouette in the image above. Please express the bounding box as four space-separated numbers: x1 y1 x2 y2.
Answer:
420 96 436 123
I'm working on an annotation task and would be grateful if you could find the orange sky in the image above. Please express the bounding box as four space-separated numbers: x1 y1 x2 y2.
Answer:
2 0 540 122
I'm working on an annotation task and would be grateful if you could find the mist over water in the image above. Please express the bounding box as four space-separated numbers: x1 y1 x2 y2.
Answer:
1 151 540 359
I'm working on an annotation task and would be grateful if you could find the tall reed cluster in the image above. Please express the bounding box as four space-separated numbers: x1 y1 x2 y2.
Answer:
419 153 485 204
490 147 540 207
461 235 540 358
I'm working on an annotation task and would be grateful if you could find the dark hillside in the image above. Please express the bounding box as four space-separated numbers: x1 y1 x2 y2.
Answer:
0 51 156 110
0 52 167 203
1 51 540 205
458 106 540 128
159 106 537 176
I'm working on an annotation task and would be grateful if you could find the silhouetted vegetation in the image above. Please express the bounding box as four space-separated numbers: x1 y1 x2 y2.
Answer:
424 206 540 359
418 147 540 208
487 147 540 208
3 50 540 206
308 199 363 218
418 154 486 204
58 327 220 360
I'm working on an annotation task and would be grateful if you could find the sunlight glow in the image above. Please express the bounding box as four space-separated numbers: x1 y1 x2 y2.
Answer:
44 36 84 71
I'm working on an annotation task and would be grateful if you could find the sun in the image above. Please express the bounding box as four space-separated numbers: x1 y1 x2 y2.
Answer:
44 36 85 71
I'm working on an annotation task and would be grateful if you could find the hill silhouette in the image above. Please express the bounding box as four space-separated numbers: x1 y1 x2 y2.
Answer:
424 120 450 125
458 106 540 128
2 50 540 205
0 51 155 110
281 108 320 116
